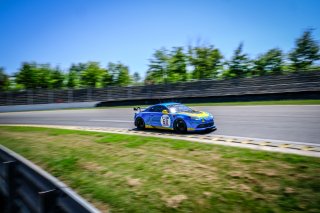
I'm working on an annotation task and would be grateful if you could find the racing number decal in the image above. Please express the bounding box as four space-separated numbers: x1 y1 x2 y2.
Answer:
160 115 171 127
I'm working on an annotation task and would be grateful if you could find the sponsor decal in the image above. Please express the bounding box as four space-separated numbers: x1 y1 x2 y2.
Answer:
160 115 171 127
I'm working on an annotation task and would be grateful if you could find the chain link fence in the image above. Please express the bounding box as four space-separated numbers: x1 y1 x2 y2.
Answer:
1 72 320 106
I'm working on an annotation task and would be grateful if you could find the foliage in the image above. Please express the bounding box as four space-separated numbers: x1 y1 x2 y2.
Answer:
167 47 188 82
289 29 320 71
50 67 64 89
106 62 131 86
223 43 251 78
116 64 131 86
252 48 283 76
145 48 169 84
80 62 106 87
0 67 10 91
1 29 320 91
132 72 141 84
66 63 86 88
15 62 52 89
188 45 223 79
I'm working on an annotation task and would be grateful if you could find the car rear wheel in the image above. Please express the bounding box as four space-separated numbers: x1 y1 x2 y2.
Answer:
135 117 145 130
174 119 187 133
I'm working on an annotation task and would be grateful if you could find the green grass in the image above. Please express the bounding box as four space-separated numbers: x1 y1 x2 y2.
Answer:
1 126 320 212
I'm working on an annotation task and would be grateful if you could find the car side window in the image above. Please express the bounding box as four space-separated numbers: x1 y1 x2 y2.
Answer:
148 105 167 112
148 106 156 112
155 105 167 112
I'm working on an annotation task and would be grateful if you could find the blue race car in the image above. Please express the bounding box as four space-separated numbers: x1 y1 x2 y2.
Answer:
134 102 216 133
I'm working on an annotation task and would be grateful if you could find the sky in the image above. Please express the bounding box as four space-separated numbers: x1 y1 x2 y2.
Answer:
1 0 320 77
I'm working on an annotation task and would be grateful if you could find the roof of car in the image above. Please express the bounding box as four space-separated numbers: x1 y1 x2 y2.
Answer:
158 102 180 107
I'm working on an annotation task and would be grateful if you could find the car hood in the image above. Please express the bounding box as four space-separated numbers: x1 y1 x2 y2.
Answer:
178 111 211 118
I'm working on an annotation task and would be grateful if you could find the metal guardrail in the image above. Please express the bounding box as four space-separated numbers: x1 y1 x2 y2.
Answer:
0 145 100 213
0 71 320 106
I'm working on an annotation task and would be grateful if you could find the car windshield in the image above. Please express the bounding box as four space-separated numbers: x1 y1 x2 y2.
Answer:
168 104 194 113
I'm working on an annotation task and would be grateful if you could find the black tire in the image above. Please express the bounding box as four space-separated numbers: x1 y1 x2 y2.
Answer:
174 119 187 133
135 117 145 130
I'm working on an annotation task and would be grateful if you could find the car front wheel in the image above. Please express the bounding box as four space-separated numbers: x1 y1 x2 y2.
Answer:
174 119 187 133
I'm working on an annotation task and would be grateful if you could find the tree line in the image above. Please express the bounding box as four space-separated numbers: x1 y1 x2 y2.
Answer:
0 29 319 91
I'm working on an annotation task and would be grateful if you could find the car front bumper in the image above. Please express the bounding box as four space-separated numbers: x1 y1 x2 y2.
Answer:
186 119 216 132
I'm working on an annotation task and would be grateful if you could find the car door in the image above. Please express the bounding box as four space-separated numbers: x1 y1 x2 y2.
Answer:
149 105 162 127
151 105 171 128
144 106 157 126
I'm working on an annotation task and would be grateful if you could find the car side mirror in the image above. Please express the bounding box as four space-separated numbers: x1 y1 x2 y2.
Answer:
162 110 169 114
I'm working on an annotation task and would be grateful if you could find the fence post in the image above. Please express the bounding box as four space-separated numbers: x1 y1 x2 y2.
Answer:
148 85 153 99
106 87 110 101
127 87 132 99
68 89 73 103
27 90 33 105
48 90 54 104
6 91 12 105
87 88 92 101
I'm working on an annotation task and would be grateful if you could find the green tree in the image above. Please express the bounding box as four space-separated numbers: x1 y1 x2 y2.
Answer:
118 67 131 86
224 43 251 78
0 67 10 91
167 47 188 82
67 63 87 88
289 29 320 71
132 72 141 84
67 70 78 88
101 68 113 87
80 62 105 87
36 64 52 89
115 63 131 86
146 48 169 84
50 67 64 88
103 62 130 87
15 62 36 89
253 48 283 76
188 45 223 80
15 62 52 89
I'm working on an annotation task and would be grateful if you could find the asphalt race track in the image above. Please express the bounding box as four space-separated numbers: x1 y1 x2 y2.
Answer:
0 105 320 145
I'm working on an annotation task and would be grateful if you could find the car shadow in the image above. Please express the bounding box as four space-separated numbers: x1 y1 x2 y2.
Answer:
131 128 217 135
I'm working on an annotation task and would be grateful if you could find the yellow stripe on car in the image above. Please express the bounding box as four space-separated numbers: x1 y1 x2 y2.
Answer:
179 111 209 118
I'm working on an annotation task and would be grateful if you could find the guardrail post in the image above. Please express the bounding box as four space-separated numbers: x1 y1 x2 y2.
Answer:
3 160 17 213
0 146 100 213
39 189 57 213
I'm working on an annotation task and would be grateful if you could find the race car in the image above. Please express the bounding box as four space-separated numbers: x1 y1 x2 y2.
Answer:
134 102 216 133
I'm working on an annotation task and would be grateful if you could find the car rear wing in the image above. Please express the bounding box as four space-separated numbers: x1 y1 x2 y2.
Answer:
133 107 146 112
